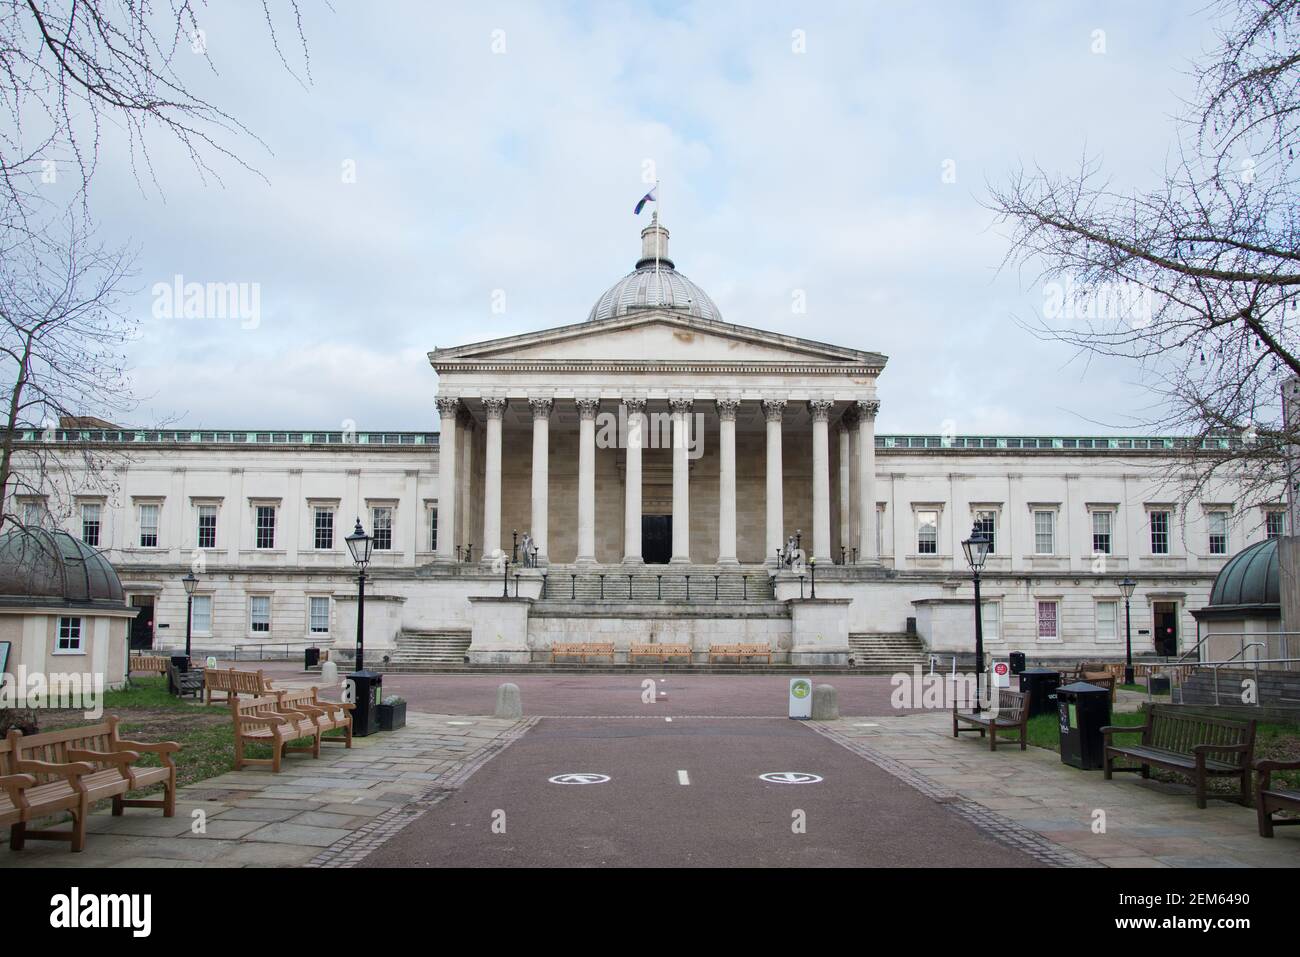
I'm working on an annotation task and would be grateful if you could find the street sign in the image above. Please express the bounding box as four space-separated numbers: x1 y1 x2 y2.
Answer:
547 773 611 785
993 660 1010 688
788 678 813 719
759 772 823 784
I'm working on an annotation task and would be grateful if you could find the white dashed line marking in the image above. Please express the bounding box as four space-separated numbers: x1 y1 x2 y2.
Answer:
677 770 690 786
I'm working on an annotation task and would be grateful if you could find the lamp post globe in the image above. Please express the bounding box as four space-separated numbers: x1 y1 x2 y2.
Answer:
1118 577 1138 686
961 523 992 713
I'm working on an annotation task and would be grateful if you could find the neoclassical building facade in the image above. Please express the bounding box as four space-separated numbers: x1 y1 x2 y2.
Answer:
7 219 1281 668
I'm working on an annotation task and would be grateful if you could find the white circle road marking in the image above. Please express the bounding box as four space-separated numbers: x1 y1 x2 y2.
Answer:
759 772 824 784
548 773 611 785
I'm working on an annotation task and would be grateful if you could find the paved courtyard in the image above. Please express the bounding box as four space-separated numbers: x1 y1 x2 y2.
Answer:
2 673 1296 868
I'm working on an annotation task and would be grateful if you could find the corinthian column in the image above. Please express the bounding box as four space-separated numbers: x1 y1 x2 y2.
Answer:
481 397 507 562
576 397 600 564
716 398 740 565
839 405 857 561
622 397 646 563
670 398 693 563
810 399 833 562
434 396 460 561
856 399 880 563
763 398 786 565
529 397 552 564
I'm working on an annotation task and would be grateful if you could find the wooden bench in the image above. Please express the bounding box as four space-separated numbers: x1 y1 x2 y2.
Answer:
129 654 168 675
1255 759 1300 838
549 642 615 663
231 695 320 773
952 689 1031 751
628 642 692 663
276 688 353 749
204 667 275 704
708 643 773 663
167 660 205 699
2 717 180 852
1103 706 1256 808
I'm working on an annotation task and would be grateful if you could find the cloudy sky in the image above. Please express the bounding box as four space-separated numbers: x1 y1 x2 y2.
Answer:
71 0 1220 435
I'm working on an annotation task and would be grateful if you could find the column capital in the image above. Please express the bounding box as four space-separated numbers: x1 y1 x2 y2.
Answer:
761 398 787 423
669 397 694 415
435 396 461 418
715 398 741 421
483 397 508 419
528 397 554 419
856 399 881 421
575 397 601 419
622 396 648 415
809 399 834 422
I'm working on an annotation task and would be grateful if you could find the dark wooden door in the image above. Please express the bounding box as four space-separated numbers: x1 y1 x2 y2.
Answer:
130 596 155 650
1153 602 1178 657
642 515 672 564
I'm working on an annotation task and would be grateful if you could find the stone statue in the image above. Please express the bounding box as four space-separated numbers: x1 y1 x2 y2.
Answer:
521 532 534 567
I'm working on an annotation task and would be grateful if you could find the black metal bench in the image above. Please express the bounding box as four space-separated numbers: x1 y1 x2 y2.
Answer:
952 689 1031 751
1103 706 1256 809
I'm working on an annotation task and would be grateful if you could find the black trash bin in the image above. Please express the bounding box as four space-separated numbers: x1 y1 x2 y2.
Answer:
347 670 383 737
304 647 321 669
1057 681 1112 770
1018 668 1061 717
1009 652 1027 675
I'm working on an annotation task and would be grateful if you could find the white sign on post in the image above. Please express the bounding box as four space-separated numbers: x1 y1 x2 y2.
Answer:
992 660 1011 688
788 678 813 719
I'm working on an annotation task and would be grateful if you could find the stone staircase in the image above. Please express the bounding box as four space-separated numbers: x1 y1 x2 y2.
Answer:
388 631 472 667
848 633 928 674
540 567 775 603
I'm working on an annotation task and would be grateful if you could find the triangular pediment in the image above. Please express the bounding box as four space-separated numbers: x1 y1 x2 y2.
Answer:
431 311 885 368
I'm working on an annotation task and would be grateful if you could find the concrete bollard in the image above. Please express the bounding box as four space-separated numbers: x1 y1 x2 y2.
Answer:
495 682 523 719
320 659 339 688
811 683 839 720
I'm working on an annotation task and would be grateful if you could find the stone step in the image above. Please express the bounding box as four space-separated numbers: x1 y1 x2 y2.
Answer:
391 632 471 665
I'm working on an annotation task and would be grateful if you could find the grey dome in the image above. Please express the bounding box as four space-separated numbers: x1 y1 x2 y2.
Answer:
587 215 722 323
0 526 125 607
1207 538 1278 610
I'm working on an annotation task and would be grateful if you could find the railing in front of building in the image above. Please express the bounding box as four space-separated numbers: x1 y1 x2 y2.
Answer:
10 428 438 446
538 571 777 603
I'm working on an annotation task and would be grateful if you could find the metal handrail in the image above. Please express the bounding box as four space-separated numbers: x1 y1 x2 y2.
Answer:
1212 641 1265 705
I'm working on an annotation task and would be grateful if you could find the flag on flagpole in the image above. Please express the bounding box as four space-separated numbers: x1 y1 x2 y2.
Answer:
634 186 657 215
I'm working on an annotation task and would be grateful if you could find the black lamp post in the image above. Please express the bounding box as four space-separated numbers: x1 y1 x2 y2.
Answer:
961 522 992 712
1119 577 1137 686
809 556 817 599
345 518 373 670
182 571 199 660
512 529 518 564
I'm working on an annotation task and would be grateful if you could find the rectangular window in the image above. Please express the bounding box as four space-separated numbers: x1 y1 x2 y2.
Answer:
981 601 1001 641
1150 510 1170 554
916 510 938 554
876 505 885 556
372 506 393 551
255 506 276 549
973 510 996 553
56 616 83 653
1267 511 1286 540
429 506 438 552
249 595 271 633
191 594 212 634
1096 600 1118 641
1036 600 1059 640
81 503 101 547
1207 510 1228 555
314 508 334 550
1091 510 1112 555
197 505 217 550
139 503 160 548
1033 510 1055 555
309 596 330 634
